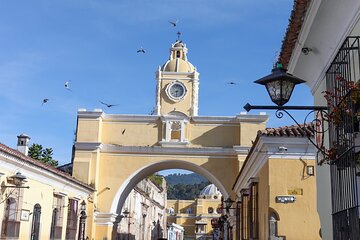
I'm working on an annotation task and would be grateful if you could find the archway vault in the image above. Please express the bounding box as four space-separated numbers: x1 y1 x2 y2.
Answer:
111 159 230 214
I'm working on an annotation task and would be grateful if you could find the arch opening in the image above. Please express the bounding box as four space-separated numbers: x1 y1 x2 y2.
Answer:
111 160 229 214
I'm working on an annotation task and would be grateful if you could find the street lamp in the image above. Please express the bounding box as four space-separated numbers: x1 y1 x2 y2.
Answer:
2 172 29 189
254 63 305 106
78 200 87 240
223 197 235 214
243 63 329 161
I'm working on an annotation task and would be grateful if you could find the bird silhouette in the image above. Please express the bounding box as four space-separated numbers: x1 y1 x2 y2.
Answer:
169 20 179 27
99 101 118 108
42 99 49 106
137 47 146 53
64 81 72 91
227 82 238 85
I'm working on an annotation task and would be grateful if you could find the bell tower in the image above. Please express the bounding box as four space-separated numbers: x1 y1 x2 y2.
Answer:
154 40 200 116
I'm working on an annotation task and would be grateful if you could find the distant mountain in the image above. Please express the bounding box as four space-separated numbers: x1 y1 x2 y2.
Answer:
163 173 210 200
164 173 208 186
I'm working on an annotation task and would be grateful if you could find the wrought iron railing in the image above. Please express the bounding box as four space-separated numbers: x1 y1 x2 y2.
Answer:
326 36 360 240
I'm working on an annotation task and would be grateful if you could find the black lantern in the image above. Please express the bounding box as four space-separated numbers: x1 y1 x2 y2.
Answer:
223 197 235 213
254 63 305 106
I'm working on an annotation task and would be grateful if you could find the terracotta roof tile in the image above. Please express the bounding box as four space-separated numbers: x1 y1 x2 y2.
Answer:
0 143 94 191
278 0 310 68
258 123 314 137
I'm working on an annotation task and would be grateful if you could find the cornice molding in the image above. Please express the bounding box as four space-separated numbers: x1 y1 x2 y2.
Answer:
233 136 316 192
94 212 118 226
75 142 103 151
87 144 248 157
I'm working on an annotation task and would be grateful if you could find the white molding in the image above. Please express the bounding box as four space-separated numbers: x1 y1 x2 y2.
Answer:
74 142 103 151
233 136 316 192
102 114 158 123
100 144 244 157
77 110 104 119
287 0 322 74
94 212 118 226
159 141 189 147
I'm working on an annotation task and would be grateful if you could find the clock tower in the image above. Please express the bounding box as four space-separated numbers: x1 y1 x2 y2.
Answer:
154 40 200 116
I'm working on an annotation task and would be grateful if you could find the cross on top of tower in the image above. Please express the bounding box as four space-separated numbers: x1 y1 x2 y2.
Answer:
177 31 181 41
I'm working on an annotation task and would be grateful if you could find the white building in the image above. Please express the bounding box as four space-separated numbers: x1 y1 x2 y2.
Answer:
116 177 167 240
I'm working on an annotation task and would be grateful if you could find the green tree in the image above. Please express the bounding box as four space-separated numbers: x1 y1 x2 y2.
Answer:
28 144 58 167
28 144 43 160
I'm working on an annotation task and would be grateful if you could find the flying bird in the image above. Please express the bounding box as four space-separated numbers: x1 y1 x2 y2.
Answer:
42 99 49 105
64 81 72 91
227 82 238 85
99 101 118 108
137 47 146 53
169 20 179 27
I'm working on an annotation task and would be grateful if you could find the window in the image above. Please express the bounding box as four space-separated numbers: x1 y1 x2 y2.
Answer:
240 190 249 240
65 199 78 240
208 207 214 214
1 197 20 238
170 122 181 141
249 182 258 239
50 195 64 240
186 207 192 214
269 212 278 238
176 51 180 58
31 204 41 240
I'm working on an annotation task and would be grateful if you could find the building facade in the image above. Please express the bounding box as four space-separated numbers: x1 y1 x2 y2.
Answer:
116 177 167 240
0 135 94 240
232 125 321 240
71 39 268 239
277 0 360 239
167 184 222 240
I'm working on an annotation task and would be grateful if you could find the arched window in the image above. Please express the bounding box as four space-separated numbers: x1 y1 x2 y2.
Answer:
176 51 181 58
31 204 41 240
1 197 20 238
50 194 64 240
269 211 279 238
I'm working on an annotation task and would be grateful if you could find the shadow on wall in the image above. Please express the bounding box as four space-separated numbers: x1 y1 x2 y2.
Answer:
115 233 136 240
191 125 239 147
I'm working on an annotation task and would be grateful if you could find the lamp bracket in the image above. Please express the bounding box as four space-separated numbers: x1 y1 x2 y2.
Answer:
244 103 331 164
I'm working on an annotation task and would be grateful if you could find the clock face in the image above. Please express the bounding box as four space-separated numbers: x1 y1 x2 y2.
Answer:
167 82 186 101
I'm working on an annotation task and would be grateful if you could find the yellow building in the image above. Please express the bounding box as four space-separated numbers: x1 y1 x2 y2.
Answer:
275 1 360 239
232 125 321 240
0 134 94 240
167 184 222 240
71 39 268 239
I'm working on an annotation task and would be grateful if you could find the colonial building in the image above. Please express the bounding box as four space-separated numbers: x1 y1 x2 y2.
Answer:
232 125 321 240
167 184 222 240
0 134 94 240
276 0 360 239
116 177 167 240
72 39 268 239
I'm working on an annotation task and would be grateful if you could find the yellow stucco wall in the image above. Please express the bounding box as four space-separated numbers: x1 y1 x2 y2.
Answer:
0 163 90 240
167 199 222 239
268 158 321 240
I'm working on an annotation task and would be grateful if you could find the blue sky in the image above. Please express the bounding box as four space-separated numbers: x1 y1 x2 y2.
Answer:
0 0 314 166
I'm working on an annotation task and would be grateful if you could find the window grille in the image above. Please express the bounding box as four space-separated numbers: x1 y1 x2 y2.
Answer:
325 36 360 240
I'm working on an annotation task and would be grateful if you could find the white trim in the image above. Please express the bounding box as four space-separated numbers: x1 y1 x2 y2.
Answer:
97 144 246 157
74 142 103 151
233 136 316 192
287 0 322 74
94 212 118 226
